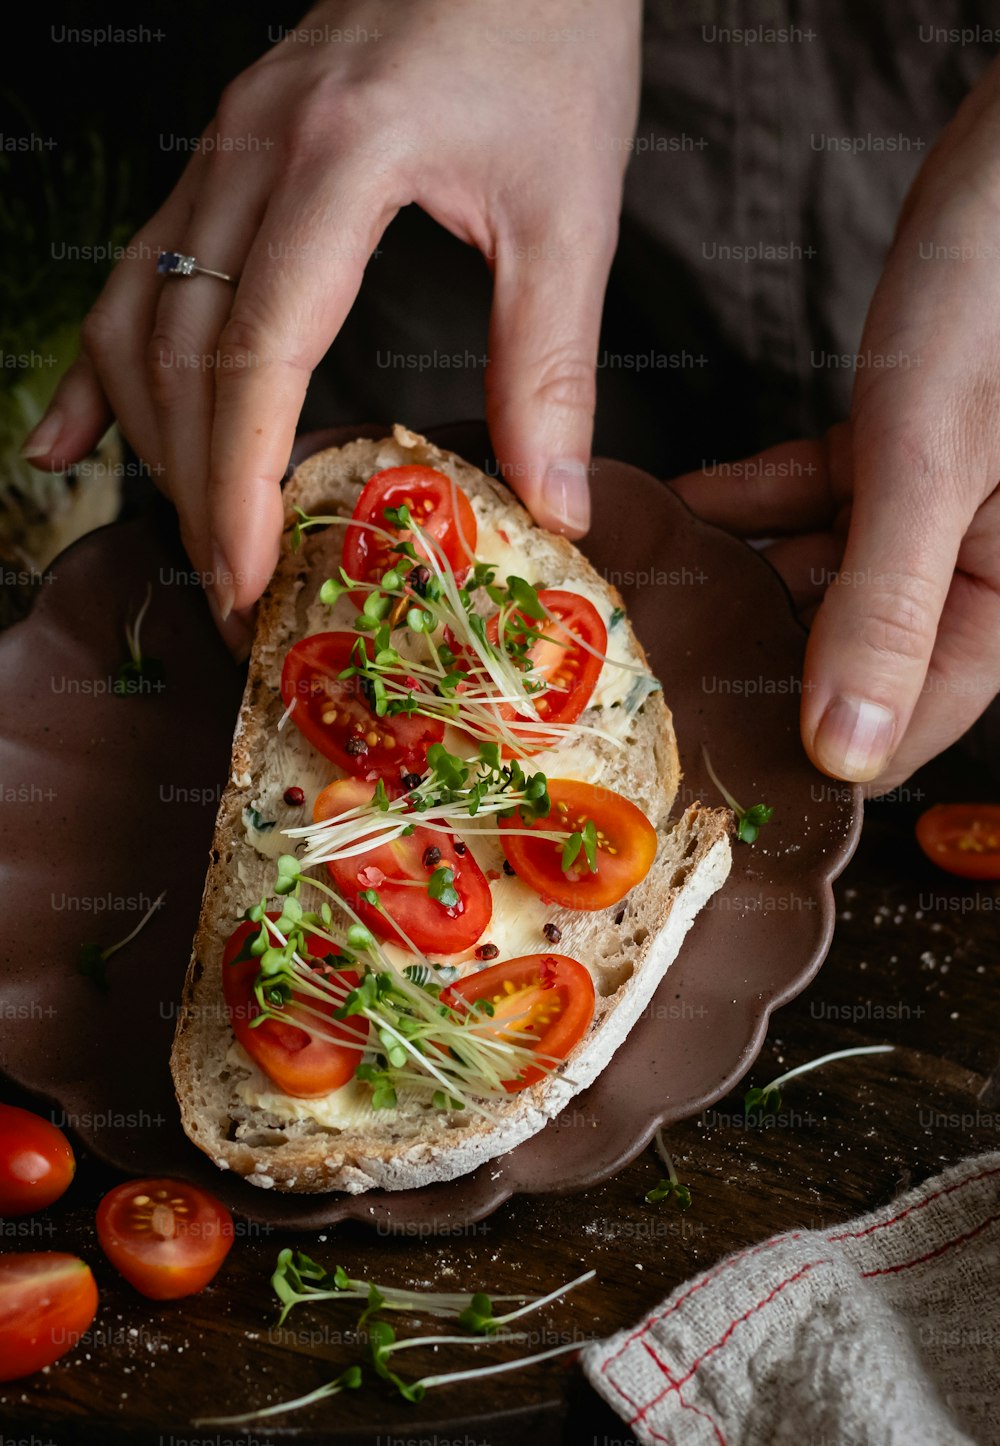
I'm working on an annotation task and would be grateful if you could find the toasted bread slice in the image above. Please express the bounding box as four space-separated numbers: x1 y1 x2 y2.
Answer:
170 427 732 1193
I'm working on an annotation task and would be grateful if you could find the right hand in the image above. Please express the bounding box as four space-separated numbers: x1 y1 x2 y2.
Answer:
22 0 642 651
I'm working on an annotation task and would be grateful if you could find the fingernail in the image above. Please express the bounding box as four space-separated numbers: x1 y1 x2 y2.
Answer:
813 696 896 781
210 546 235 622
543 459 590 535
20 410 64 460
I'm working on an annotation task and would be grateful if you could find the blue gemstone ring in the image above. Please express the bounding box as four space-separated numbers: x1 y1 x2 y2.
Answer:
156 251 235 284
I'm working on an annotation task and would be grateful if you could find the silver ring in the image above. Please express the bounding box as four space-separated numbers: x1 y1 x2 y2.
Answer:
156 251 236 284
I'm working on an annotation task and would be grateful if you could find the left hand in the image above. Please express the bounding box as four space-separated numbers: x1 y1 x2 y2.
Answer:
673 58 1000 794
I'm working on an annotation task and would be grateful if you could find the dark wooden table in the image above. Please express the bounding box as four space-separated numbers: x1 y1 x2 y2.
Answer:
2 741 997 1446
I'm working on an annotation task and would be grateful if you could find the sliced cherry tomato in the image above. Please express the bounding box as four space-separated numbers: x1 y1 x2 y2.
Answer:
440 954 595 1091
0 1105 75 1216
96 1179 233 1300
313 778 492 955
0 1252 98 1381
500 778 657 910
281 631 444 784
223 915 366 1097
342 465 477 598
915 804 1000 880
482 590 606 751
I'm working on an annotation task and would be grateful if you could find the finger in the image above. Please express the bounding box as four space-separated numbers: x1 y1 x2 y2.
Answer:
671 439 835 536
147 179 266 618
800 430 971 783
209 168 396 612
72 170 203 478
484 214 616 537
760 532 843 611
20 353 111 470
865 487 1000 793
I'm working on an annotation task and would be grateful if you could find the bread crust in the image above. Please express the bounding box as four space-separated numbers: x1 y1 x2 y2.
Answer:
170 427 732 1193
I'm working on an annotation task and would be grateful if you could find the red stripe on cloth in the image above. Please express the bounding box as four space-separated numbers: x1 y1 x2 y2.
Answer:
599 1230 806 1382
630 1258 834 1427
827 1162 1000 1243
859 1210 1000 1278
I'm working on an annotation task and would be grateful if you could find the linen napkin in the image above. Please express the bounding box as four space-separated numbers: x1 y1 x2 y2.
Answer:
583 1151 1000 1445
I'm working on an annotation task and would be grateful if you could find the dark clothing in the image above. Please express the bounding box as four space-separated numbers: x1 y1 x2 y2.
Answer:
303 1 997 478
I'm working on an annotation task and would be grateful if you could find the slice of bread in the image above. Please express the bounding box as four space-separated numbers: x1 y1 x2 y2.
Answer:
170 427 732 1193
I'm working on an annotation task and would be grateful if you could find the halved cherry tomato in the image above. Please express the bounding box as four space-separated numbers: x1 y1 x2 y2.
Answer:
96 1179 233 1300
342 465 478 598
0 1105 75 1216
313 778 492 955
500 778 657 910
915 804 1000 880
483 590 606 751
281 631 444 784
223 915 367 1097
0 1252 98 1381
440 954 595 1090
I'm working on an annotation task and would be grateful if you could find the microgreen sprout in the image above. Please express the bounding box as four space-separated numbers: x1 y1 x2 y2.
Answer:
114 582 165 695
645 1129 691 1208
202 1252 594 1422
368 1327 585 1403
286 500 649 753
271 1249 535 1327
561 818 598 875
241 862 570 1112
742 1044 895 1120
195 1366 362 1426
78 889 166 990
285 742 555 872
701 746 774 843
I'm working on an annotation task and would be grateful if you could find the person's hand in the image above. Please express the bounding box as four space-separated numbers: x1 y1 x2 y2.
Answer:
673 60 1000 793
21 0 641 651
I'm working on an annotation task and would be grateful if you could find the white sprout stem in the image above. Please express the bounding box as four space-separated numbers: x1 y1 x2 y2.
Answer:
653 1128 680 1184
490 1269 596 1327
409 512 545 724
383 1332 530 1355
103 888 167 960
418 1338 586 1390
276 695 298 732
700 745 743 816
195 1378 347 1427
764 1045 895 1094
537 597 652 679
125 581 153 663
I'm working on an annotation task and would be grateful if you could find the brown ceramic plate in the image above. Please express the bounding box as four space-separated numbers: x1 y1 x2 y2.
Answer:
0 422 861 1230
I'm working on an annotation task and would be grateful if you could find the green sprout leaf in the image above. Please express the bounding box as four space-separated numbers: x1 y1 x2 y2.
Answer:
428 865 460 909
741 1044 895 1124
645 1128 692 1210
506 576 547 621
701 746 773 845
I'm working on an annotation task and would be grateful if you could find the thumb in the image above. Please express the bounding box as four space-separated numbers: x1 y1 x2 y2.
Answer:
484 217 616 537
801 432 966 782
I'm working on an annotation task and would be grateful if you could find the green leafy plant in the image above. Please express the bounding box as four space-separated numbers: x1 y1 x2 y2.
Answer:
114 584 165 695
742 1044 895 1120
196 1254 594 1425
645 1128 691 1209
78 889 166 990
701 747 774 843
